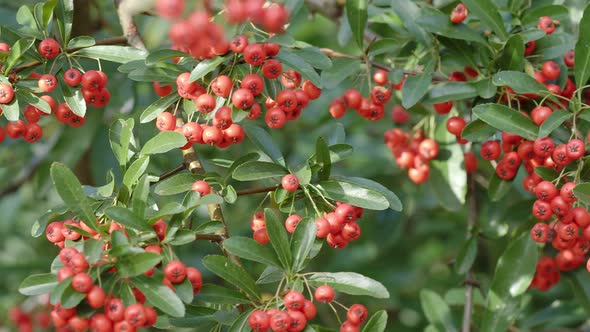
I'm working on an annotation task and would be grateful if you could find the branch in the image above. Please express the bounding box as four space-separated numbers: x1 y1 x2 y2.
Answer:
320 48 448 82
462 174 477 332
237 185 278 196
151 163 186 186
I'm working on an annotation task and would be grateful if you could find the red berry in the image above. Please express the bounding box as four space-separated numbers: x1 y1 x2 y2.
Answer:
164 260 187 283
450 3 468 24
192 180 211 196
156 112 176 131
564 50 575 67
38 38 60 58
284 291 305 311
281 174 299 192
125 304 146 327
248 310 270 332
86 285 106 309
72 272 93 293
346 304 368 325
0 83 14 104
538 16 556 34
314 285 335 303
541 61 560 80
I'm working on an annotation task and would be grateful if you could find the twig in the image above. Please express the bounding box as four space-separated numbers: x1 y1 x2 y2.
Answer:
237 185 278 196
151 163 186 186
462 174 477 332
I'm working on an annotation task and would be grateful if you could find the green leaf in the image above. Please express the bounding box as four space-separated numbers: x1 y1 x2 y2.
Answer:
228 309 255 332
67 36 96 49
146 49 189 66
59 78 86 117
416 8 487 44
84 239 103 264
402 74 432 109
391 0 433 46
16 90 51 114
475 78 497 99
522 5 569 27
420 289 458 332
336 176 401 211
175 278 194 304
55 0 73 43
488 174 513 202
17 5 39 34
574 183 590 205
492 71 548 96
575 4 590 87
50 163 100 234
5 38 35 73
232 161 287 181
223 236 282 268
243 124 286 167
430 128 467 211
41 0 58 29
538 110 572 138
140 131 187 155
104 206 153 232
140 92 179 123
31 205 69 237
60 284 86 308
318 180 390 211
116 252 161 277
19 273 57 296
316 137 331 181
129 66 180 82
362 310 388 332
455 237 478 274
167 305 216 328
426 82 478 103
292 47 332 69
290 217 317 272
275 48 322 87
461 119 497 142
132 274 185 317
535 33 573 59
1 93 19 121
566 270 590 316
202 255 260 301
74 46 148 63
50 276 72 305
472 103 538 140
147 202 186 224
321 58 362 89
190 56 226 82
535 166 558 181
461 0 508 40
154 173 202 195
308 272 389 299
481 232 538 332
109 118 135 168
265 208 292 270
198 284 251 305
223 152 259 183
346 0 368 49
122 155 150 192
498 34 524 71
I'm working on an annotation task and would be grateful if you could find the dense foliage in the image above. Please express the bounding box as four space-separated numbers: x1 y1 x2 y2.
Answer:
3 0 590 331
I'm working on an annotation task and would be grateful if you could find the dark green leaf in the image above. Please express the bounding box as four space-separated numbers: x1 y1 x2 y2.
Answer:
146 49 190 66
566 270 590 316
223 152 259 183
198 284 251 305
154 173 202 195
74 46 148 63
420 289 458 332
293 47 332 69
59 78 86 117
16 90 51 114
488 174 513 202
175 278 194 304
223 236 282 268
190 56 226 82
104 206 153 232
1 93 19 121
316 137 331 181
522 5 569 26
426 82 478 103
5 38 35 73
538 110 572 138
308 272 389 299
42 0 58 29
55 0 73 43
475 78 498 99
167 305 216 328
50 163 100 234
472 103 538 140
430 128 467 211
318 180 389 211
535 166 558 181
265 208 292 270
60 284 86 308
140 131 187 155
346 0 368 49
334 176 401 211
416 8 487 44
390 0 433 46
168 229 197 246
147 202 186 223
67 36 95 49
481 232 538 332
535 33 573 59
228 309 255 332
275 48 322 87
50 276 72 305
575 4 590 87
243 124 286 167
84 239 103 264
492 71 548 96
116 253 161 277
461 119 497 142
19 273 57 296
132 275 185 317
455 237 478 274
362 310 388 332
122 155 150 191
498 34 524 71
128 66 180 82
202 255 260 301
402 74 432 109
232 161 287 181
291 217 317 272
574 183 590 205
461 0 508 40
31 205 69 237
321 58 362 89
109 118 136 168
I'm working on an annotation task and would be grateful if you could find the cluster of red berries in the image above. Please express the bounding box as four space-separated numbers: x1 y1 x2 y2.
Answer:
156 0 289 60
0 37 110 144
43 218 202 331
383 128 439 184
530 256 561 291
248 287 369 332
8 300 52 332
